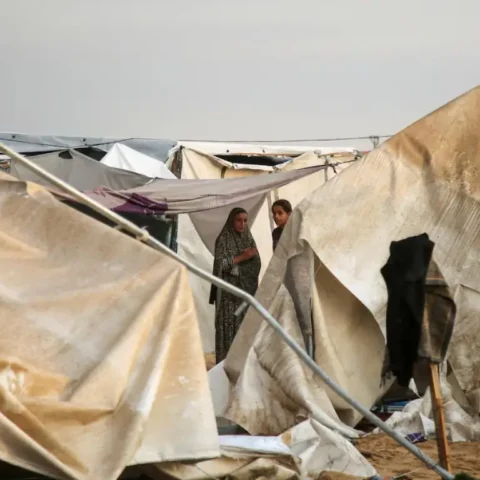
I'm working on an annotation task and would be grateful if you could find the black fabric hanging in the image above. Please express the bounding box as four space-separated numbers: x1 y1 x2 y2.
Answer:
380 233 435 387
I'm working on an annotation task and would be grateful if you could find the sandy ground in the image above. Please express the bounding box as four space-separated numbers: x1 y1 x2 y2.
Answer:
354 434 480 479
204 352 215 371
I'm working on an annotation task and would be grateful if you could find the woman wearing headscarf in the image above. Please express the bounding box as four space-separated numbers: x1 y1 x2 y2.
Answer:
209 207 261 363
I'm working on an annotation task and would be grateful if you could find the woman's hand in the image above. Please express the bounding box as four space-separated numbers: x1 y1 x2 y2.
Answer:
243 247 258 260
233 247 258 264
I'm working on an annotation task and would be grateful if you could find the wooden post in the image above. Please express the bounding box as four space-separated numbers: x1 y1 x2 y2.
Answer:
429 363 451 472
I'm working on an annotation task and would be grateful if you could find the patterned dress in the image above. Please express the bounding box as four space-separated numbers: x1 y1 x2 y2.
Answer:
209 210 261 363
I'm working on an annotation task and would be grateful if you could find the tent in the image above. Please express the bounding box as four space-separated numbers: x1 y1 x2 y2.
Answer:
207 85 480 457
100 143 177 179
171 146 359 352
0 171 218 480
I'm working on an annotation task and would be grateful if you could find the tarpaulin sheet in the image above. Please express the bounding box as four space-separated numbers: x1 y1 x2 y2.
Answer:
152 419 375 479
100 143 177 179
10 149 150 191
0 173 218 480
0 134 176 161
223 85 480 441
83 165 327 219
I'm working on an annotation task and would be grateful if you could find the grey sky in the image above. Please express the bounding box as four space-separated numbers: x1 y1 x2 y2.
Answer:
1 1 479 149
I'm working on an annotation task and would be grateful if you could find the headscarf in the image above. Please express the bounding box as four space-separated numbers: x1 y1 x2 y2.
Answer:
209 208 260 304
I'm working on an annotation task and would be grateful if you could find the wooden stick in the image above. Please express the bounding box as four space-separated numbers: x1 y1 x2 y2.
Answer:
429 363 452 472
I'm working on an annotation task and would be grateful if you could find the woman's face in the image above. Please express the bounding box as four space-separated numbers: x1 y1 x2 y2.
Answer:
233 212 248 233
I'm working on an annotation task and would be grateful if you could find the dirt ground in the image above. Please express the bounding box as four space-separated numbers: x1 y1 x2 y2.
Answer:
354 434 480 479
204 352 215 371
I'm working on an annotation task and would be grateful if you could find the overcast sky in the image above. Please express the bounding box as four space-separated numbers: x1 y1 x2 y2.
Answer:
0 1 479 149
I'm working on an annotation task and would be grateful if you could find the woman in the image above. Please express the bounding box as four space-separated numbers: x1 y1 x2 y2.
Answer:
209 208 261 363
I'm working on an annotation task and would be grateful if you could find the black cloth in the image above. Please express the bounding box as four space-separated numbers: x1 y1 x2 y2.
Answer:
380 233 435 387
272 226 283 251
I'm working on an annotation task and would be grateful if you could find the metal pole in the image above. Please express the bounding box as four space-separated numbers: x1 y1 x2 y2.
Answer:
0 143 454 480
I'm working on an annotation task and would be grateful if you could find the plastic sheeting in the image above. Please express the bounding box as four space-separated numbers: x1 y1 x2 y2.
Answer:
100 143 177 179
82 165 327 222
10 149 150 190
223 85 480 450
381 368 480 443
154 420 375 479
176 148 356 352
0 133 176 161
0 173 218 480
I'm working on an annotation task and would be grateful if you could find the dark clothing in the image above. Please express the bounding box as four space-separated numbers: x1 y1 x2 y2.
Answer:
380 233 434 387
272 226 283 251
209 210 261 363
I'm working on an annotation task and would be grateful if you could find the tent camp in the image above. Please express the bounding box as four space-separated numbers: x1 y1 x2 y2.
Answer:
6 142 360 353
6 84 480 477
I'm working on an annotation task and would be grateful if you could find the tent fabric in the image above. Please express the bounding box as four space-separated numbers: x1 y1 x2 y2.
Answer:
221 85 480 443
177 141 358 158
175 144 358 172
10 149 150 191
0 134 176 161
100 143 177 179
175 149 357 352
154 419 375 479
83 165 329 248
0 172 218 480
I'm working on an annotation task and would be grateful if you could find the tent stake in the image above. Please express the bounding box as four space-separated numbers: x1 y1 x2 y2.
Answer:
0 143 454 480
429 363 452 472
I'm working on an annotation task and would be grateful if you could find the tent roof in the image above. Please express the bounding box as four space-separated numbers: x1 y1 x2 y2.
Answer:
178 141 359 156
101 143 177 179
0 133 176 161
10 149 150 191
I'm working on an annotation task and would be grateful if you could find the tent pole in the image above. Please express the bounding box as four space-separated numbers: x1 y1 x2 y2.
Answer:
0 143 454 480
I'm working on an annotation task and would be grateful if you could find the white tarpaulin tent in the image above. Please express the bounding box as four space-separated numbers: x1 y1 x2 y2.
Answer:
174 147 358 352
101 143 177 179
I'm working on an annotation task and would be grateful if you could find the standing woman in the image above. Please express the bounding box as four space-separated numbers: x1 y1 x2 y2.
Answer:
209 208 261 363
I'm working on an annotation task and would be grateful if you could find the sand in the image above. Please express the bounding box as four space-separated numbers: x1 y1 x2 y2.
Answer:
354 434 480 479
204 352 216 371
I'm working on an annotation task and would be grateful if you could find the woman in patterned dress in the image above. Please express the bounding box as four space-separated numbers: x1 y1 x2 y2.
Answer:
209 208 261 363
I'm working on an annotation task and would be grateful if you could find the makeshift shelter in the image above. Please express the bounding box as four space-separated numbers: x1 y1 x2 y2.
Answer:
173 85 480 477
0 171 218 480
169 146 359 351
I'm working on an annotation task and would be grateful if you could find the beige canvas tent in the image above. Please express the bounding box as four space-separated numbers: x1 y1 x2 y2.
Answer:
210 85 480 447
0 172 218 480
